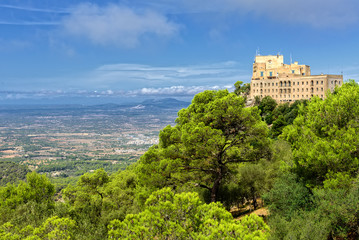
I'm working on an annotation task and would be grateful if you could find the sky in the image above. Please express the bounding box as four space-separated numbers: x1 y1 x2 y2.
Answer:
1 0 359 104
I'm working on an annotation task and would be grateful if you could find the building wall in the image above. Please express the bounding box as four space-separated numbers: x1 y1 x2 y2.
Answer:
250 55 343 102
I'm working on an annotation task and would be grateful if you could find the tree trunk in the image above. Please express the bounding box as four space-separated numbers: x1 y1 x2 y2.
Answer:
210 170 223 202
251 187 257 210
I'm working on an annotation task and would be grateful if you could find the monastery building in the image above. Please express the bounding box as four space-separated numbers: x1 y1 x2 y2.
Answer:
250 55 343 102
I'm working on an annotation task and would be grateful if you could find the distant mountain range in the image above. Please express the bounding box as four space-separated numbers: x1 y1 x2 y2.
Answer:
0 98 190 116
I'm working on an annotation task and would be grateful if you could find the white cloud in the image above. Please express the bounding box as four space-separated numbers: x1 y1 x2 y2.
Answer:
130 85 225 96
0 61 245 95
62 3 179 47
0 84 234 100
81 61 248 90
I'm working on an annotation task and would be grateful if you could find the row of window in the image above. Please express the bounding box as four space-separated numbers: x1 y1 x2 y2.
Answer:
255 87 324 94
253 80 334 87
257 94 324 99
253 80 341 88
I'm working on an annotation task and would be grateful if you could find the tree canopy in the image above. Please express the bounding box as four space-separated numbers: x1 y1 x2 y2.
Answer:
137 90 270 202
108 188 269 240
281 80 359 186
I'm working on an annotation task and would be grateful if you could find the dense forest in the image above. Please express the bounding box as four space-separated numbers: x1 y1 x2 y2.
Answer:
0 80 358 239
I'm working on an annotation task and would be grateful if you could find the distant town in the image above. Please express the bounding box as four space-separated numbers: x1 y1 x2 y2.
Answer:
0 99 189 180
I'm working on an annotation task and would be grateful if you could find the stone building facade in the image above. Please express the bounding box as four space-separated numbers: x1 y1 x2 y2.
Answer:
250 55 343 102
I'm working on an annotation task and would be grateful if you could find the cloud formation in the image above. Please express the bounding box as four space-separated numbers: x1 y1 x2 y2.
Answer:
83 61 247 90
0 61 247 92
0 84 234 102
62 3 179 47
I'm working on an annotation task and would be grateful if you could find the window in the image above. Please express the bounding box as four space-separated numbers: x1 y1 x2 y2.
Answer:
292 70 295 74
316 81 318 84
276 83 278 86
306 82 308 85
269 72 273 77
272 83 274 86
260 71 264 77
321 81 323 84
293 82 295 86
302 82 304 85
321 88 323 91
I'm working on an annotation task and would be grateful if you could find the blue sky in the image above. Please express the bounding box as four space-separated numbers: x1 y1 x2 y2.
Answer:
1 0 359 103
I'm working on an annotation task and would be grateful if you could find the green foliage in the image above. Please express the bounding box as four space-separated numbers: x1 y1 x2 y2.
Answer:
62 169 109 239
313 181 359 239
108 188 269 240
137 90 270 203
268 210 331 240
269 100 307 138
234 81 250 97
267 179 359 240
0 216 76 240
0 172 55 227
62 168 139 239
258 96 277 124
262 173 312 220
237 163 266 209
281 80 359 186
0 162 30 186
102 168 140 221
